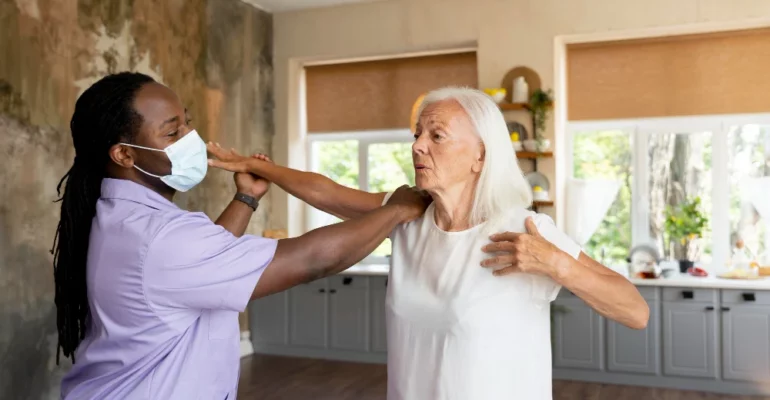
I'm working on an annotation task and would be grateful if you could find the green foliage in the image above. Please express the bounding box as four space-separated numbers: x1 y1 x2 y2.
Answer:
316 140 415 258
664 196 709 244
572 131 633 265
529 88 553 141
315 141 359 189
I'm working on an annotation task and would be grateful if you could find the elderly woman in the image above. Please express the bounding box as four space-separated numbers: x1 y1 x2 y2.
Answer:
208 87 648 399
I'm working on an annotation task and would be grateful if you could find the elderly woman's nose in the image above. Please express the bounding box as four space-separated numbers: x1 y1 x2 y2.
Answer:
412 136 428 154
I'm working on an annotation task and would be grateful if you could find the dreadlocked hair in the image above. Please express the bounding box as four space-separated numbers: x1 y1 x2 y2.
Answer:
52 72 155 364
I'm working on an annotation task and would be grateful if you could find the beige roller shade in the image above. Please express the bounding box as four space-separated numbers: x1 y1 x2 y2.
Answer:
305 52 477 132
567 28 770 121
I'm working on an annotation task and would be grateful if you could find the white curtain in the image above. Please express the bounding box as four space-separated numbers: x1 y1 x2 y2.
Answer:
742 177 770 222
565 178 622 246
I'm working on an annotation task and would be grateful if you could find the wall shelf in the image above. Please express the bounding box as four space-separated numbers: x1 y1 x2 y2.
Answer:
516 151 553 159
498 102 553 111
533 200 554 208
499 102 530 111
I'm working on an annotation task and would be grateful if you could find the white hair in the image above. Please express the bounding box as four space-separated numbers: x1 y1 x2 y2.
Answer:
416 86 533 226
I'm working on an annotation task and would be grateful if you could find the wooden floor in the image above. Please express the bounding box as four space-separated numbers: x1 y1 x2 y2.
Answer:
237 354 770 400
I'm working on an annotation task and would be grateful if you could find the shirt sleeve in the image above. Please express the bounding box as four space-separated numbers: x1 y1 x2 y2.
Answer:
530 213 582 302
143 211 278 314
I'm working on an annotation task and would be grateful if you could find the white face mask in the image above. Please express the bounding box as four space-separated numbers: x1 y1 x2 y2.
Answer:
120 130 208 192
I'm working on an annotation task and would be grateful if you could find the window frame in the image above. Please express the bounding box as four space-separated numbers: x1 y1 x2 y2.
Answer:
567 113 770 270
306 129 414 265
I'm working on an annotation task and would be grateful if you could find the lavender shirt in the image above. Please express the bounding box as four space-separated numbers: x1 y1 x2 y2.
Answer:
60 178 278 399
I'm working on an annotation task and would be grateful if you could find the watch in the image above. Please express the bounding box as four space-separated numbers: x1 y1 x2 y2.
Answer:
234 193 259 211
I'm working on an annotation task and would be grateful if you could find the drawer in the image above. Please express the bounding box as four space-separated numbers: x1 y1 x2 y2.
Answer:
370 276 388 289
662 287 717 303
555 290 579 301
328 275 368 290
557 287 658 301
636 286 659 301
298 277 327 288
721 289 770 305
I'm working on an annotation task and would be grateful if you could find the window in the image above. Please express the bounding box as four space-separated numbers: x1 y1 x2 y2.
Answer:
572 130 632 265
569 115 770 270
728 124 770 258
647 132 713 262
308 131 415 264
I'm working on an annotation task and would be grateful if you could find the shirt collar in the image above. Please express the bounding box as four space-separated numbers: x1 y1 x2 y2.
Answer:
100 178 179 211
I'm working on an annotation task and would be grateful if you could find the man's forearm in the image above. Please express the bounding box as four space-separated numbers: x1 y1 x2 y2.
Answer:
215 199 254 237
555 254 649 330
301 205 404 280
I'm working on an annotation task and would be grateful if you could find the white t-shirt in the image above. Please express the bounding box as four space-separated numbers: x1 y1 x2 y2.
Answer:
383 200 581 400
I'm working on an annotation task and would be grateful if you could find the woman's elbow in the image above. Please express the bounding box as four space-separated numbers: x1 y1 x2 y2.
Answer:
628 300 650 330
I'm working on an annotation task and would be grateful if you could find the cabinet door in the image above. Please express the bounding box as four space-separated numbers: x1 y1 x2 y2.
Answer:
607 300 659 374
370 277 388 353
329 276 368 351
552 294 603 370
662 302 717 378
289 280 327 348
722 305 770 382
249 291 288 346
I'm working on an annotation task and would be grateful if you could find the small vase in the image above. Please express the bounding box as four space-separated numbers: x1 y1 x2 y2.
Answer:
512 77 529 103
679 260 694 273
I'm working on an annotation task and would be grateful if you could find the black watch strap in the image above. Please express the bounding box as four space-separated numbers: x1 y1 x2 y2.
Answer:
234 193 259 211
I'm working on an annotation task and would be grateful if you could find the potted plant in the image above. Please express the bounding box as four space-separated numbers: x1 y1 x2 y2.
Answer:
664 197 709 273
526 88 553 153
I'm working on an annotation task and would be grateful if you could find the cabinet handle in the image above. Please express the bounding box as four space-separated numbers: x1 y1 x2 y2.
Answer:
318 288 326 293
742 292 756 302
343 277 353 285
721 306 731 312
705 306 714 311
682 290 694 299
329 289 337 294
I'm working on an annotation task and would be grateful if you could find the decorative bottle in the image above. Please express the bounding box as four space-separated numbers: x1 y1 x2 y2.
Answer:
512 76 528 103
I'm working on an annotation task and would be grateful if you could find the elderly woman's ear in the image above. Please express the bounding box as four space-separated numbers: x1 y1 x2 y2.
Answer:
471 147 485 173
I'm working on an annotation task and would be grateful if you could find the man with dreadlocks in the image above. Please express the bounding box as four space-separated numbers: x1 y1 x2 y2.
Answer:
53 72 430 399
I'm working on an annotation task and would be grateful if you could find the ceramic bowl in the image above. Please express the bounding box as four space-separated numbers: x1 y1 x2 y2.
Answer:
483 88 506 104
523 139 551 152
512 141 523 152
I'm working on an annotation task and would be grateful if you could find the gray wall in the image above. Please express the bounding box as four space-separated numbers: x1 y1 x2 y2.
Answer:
0 0 273 398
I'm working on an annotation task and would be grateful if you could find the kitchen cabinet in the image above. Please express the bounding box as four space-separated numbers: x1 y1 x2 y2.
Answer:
721 290 770 382
552 291 603 370
662 288 718 379
370 277 388 353
247 274 770 397
289 280 328 348
328 276 368 351
607 287 659 374
249 291 288 346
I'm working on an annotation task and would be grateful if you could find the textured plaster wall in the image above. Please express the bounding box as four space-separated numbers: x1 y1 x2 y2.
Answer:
0 0 273 398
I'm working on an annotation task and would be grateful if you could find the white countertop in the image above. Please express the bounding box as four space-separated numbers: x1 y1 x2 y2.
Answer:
339 264 390 276
629 273 770 290
339 265 770 290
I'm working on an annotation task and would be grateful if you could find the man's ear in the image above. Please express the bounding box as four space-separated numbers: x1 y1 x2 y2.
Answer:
109 144 135 169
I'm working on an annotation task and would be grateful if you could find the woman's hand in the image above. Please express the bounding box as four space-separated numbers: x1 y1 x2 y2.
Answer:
386 185 432 223
480 216 569 279
207 142 270 199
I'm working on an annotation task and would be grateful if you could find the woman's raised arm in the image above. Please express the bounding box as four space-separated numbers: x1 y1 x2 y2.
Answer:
207 143 386 220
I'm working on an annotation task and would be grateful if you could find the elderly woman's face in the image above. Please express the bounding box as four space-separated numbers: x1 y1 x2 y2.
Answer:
412 100 483 192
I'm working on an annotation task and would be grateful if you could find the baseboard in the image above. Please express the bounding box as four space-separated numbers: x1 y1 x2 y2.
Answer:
553 368 770 396
239 331 254 358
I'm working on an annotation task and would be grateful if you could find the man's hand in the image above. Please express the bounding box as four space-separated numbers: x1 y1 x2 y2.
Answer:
386 185 432 223
207 142 270 200
480 216 569 279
